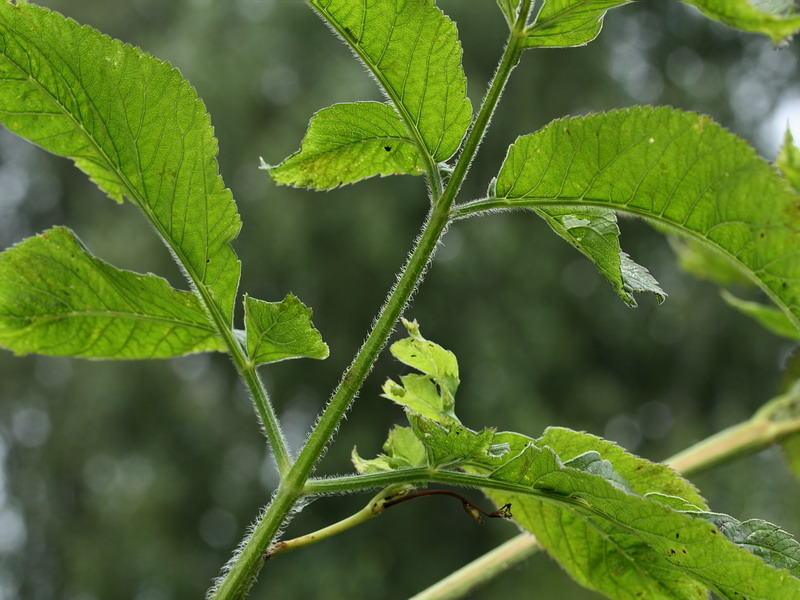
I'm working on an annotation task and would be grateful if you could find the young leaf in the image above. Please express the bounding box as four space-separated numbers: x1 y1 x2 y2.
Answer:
352 425 427 474
408 412 499 469
243 295 328 365
485 107 800 334
0 227 225 359
524 0 631 48
0 2 241 325
265 102 424 190
308 0 472 166
383 319 460 422
777 130 800 192
685 0 800 44
721 290 800 341
534 206 665 306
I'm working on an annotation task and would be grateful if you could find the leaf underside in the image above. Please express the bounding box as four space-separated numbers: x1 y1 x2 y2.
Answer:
0 1 241 324
267 102 424 190
685 0 800 43
490 106 800 335
244 294 328 365
297 0 471 189
0 227 225 359
525 0 632 48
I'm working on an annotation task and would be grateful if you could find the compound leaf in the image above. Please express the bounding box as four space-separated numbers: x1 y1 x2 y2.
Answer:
243 294 328 365
266 102 424 190
685 0 800 44
0 2 241 325
0 227 225 359
308 0 472 166
525 0 632 48
486 107 800 335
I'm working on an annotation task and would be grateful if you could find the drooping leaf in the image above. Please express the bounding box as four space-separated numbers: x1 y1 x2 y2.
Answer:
243 294 328 365
524 0 632 48
535 206 665 306
777 130 800 192
383 319 460 422
483 107 800 334
0 227 225 359
308 0 472 166
669 237 755 287
0 2 241 324
685 0 800 44
265 102 424 190
721 290 800 341
352 425 426 474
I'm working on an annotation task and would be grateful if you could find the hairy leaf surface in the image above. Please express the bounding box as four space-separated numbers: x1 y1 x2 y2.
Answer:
685 0 800 43
535 206 665 306
308 0 472 166
266 102 424 189
0 2 241 324
244 295 328 365
0 227 224 359
525 0 631 48
484 107 800 333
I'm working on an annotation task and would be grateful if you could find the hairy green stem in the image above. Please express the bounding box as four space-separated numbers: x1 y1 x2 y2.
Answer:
210 6 534 598
410 400 800 600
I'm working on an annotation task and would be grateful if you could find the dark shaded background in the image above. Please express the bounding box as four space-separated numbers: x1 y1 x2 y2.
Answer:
0 1 799 598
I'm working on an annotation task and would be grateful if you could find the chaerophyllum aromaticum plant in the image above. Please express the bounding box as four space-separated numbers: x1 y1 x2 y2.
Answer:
2 0 800 598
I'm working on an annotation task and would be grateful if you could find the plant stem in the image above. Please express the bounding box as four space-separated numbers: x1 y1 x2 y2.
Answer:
211 6 535 597
439 0 532 216
409 534 541 600
265 486 409 559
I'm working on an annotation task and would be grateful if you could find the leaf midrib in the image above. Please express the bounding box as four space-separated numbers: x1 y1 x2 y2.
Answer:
309 0 443 194
0 20 235 348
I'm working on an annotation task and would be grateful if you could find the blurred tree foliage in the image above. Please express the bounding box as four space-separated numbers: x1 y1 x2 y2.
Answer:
0 1 798 599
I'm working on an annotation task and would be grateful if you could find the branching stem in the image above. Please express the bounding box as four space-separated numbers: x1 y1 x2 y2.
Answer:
210 3 535 598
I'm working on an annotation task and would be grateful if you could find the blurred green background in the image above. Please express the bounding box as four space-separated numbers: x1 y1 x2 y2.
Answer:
0 1 799 598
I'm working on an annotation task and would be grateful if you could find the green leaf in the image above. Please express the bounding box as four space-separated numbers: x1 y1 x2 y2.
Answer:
408 412 500 469
757 384 800 481
383 318 460 422
0 227 225 359
669 237 755 287
777 130 800 192
685 0 800 44
265 102 424 190
691 513 800 577
480 430 800 599
308 0 472 165
488 107 800 334
243 294 328 365
0 2 241 325
352 425 426 474
535 206 665 306
721 290 800 341
496 0 521 26
524 0 632 48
